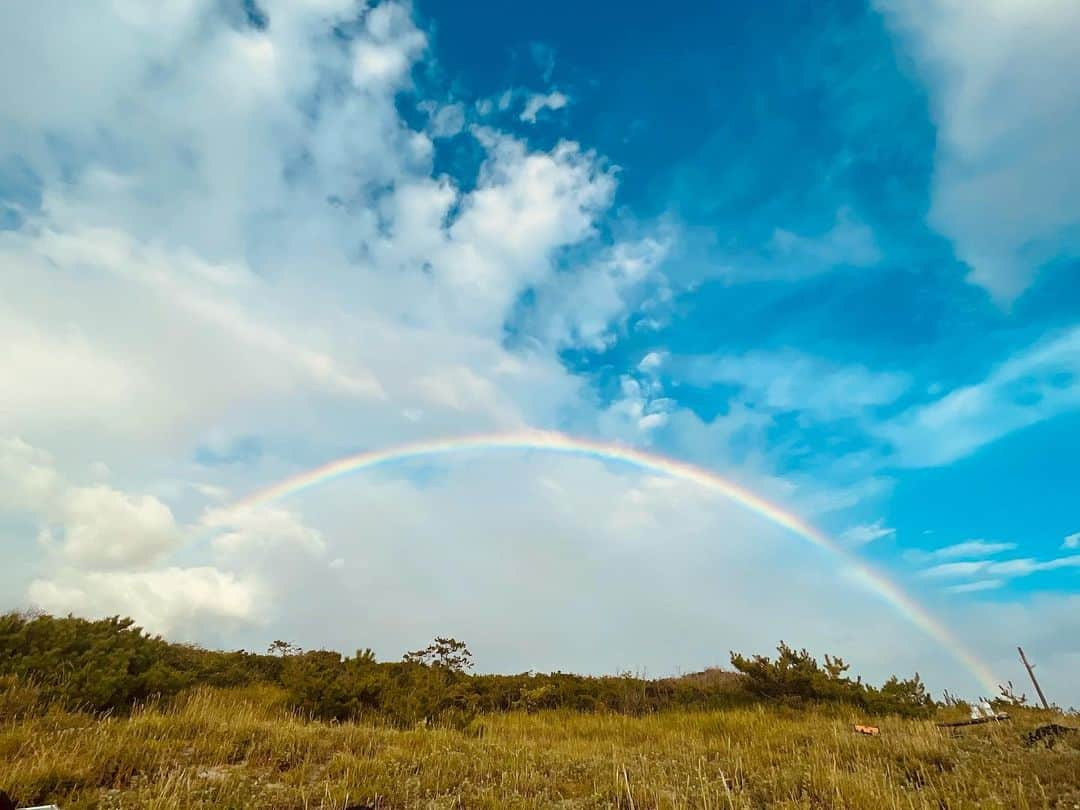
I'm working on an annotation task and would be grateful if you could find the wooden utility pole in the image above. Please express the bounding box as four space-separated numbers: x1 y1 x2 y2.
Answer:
1018 646 1051 710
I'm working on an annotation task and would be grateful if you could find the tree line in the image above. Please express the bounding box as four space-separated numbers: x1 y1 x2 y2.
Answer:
0 611 934 728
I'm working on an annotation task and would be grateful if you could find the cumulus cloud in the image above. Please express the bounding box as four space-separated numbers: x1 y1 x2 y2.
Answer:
56 486 181 570
879 0 1080 300
638 351 667 374
0 0 643 466
27 567 263 638
351 1 427 89
597 374 675 438
0 438 60 512
0 435 330 632
0 0 683 653
204 505 327 558
0 437 180 570
520 235 673 351
520 90 569 123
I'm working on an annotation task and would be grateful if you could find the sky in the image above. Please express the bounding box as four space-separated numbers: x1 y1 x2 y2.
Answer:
1 0 1078 704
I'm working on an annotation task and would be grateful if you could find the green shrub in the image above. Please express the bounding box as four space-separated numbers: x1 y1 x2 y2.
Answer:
1 612 936 724
729 642 934 716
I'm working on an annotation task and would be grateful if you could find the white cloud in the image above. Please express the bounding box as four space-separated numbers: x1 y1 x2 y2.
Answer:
27 567 263 637
0 438 326 635
921 561 995 580
881 325 1080 466
520 90 569 123
1064 532 1079 550
840 520 895 547
57 486 180 570
425 102 466 138
638 351 667 374
685 350 908 421
521 235 673 351
598 375 674 438
946 579 1004 594
0 0 686 654
0 438 60 512
191 483 230 502
204 505 327 558
879 0 1080 300
0 437 179 570
0 1 211 135
351 2 427 90
0 0 640 466
911 540 1018 562
437 132 616 328
768 207 881 272
922 554 1080 581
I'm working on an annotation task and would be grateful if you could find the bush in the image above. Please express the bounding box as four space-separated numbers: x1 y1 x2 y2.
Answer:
1 612 935 724
0 612 271 714
729 642 933 716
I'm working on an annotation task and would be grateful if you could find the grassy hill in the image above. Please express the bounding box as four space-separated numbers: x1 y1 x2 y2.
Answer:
1 612 1077 808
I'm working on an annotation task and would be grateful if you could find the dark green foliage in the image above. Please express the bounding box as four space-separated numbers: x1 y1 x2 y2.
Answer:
403 636 473 672
0 613 935 727
0 612 279 714
267 640 302 657
730 642 934 716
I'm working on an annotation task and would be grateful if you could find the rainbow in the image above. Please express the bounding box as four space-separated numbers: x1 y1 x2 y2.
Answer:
232 429 998 691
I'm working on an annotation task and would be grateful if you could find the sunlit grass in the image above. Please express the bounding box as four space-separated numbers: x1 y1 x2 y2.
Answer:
1 682 1077 808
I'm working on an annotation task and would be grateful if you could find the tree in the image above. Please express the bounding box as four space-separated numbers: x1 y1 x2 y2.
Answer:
403 637 473 672
268 640 302 658
729 641 841 701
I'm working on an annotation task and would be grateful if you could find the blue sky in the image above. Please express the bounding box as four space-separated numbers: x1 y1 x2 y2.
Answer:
1 0 1078 701
418 0 1080 573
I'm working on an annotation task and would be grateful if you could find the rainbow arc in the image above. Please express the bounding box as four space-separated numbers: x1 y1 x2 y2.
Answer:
230 429 998 691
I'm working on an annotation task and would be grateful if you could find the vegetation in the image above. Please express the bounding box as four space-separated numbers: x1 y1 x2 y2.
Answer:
0 614 936 725
729 642 934 716
1 612 1077 808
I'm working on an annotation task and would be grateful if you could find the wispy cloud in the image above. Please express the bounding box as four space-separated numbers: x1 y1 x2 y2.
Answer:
840 520 895 547
908 540 1018 563
682 350 909 422
946 579 1004 594
922 554 1080 581
767 207 881 274
880 325 1080 467
1064 532 1079 550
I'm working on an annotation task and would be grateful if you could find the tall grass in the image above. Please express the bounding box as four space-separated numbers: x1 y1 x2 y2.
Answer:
1 680 1077 808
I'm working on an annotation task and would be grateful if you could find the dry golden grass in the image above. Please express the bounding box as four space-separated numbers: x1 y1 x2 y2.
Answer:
1 683 1078 809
